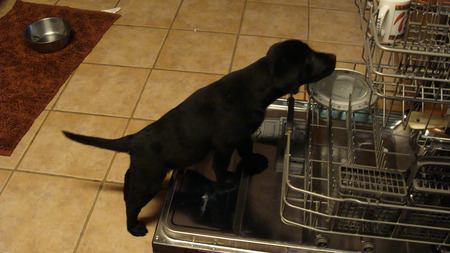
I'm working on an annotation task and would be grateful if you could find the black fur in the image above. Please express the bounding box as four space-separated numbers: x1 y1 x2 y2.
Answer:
63 40 336 236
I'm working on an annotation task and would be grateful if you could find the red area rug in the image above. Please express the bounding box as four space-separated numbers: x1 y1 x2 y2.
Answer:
0 0 120 156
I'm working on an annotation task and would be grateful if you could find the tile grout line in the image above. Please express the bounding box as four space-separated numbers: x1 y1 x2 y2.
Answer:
47 74 75 111
15 169 126 187
246 1 307 8
309 6 360 13
110 23 172 30
10 111 53 173
307 39 364 47
112 0 188 134
0 168 15 196
80 61 153 70
145 67 224 77
151 66 226 76
114 0 121 9
231 33 299 41
72 182 105 253
9 169 109 184
228 0 248 74
128 0 185 121
49 109 132 121
112 23 239 36
307 0 310 42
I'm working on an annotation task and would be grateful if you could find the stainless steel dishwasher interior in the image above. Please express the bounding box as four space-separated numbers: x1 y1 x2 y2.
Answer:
153 98 438 253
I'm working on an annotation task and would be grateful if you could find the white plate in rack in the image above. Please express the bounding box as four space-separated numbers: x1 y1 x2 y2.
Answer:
307 69 378 111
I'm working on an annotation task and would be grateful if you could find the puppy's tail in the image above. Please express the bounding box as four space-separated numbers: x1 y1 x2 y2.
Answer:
62 131 131 153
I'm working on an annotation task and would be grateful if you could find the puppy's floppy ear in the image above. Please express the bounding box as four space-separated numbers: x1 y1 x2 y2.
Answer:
266 41 303 91
270 57 300 85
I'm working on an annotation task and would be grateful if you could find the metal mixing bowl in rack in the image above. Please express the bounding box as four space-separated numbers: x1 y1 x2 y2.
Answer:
307 69 378 111
24 17 71 53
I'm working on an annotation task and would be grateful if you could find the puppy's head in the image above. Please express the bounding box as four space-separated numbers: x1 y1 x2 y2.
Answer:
266 40 336 93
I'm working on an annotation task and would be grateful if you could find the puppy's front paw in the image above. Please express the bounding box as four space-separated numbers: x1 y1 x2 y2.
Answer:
128 223 148 237
237 153 268 175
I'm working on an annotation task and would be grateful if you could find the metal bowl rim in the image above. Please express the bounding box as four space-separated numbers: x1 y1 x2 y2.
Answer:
24 17 72 45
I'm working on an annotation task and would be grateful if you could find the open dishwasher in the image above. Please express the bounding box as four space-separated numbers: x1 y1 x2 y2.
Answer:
153 1 450 252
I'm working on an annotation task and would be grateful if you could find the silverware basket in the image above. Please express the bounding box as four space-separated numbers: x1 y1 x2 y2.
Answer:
407 156 450 209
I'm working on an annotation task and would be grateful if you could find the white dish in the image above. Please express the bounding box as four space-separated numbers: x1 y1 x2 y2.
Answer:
307 69 378 111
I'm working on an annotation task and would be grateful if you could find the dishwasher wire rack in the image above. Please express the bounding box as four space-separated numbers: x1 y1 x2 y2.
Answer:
280 94 450 246
357 0 450 111
278 0 450 248
356 0 450 137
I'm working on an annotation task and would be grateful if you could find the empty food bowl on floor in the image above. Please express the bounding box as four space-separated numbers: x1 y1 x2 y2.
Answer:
24 17 71 53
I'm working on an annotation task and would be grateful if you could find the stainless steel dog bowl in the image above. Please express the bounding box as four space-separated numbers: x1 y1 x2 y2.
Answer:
307 69 378 111
24 17 71 53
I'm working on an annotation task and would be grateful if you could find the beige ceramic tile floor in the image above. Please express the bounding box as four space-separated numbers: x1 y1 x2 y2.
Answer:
0 0 363 252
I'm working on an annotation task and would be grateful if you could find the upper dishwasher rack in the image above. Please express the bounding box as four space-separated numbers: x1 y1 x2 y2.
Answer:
357 0 450 104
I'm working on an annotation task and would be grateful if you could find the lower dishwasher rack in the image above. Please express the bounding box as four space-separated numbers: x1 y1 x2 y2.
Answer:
280 96 450 248
153 97 445 253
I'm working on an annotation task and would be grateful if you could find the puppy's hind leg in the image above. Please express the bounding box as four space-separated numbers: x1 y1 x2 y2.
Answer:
124 156 166 236
212 146 236 192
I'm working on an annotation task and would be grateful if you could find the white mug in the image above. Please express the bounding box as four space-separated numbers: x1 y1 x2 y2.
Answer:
376 0 411 44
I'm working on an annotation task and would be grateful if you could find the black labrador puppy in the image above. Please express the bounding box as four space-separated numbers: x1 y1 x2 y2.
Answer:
63 40 336 236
